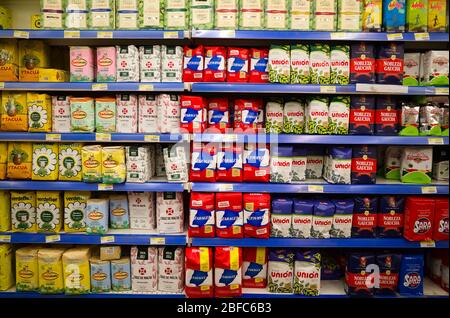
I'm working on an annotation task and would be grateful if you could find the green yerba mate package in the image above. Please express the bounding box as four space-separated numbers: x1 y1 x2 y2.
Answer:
406 0 428 32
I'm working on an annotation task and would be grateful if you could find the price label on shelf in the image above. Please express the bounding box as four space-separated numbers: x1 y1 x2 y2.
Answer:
308 185 324 193
139 84 154 91
320 86 336 93
45 235 61 243
221 30 236 38
330 33 347 40
96 133 111 141
100 236 115 244
0 82 4 89
435 87 449 95
98 184 114 191
144 135 160 142
428 138 444 145
92 83 108 91
421 186 437 194
64 30 80 38
97 31 113 38
0 235 11 243
163 31 179 39
150 237 166 245
420 240 436 248
13 30 29 39
414 33 430 41
387 33 403 40
46 134 61 141
218 184 234 192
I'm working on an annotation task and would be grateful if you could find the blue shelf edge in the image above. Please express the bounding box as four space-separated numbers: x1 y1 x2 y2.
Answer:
190 238 449 248
0 82 186 91
0 29 186 39
0 291 185 298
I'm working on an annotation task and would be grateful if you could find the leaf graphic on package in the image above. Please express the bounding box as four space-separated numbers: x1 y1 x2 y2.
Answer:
219 210 239 227
247 210 266 227
219 269 238 286
190 270 208 286
192 209 212 227
245 262 263 278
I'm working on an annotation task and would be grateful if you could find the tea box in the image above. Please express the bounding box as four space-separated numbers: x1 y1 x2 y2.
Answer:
70 97 95 132
90 256 111 293
59 143 83 181
36 191 62 233
7 142 32 179
70 46 95 82
11 191 36 232
102 146 126 184
0 244 14 291
81 145 102 182
1 92 28 131
64 191 90 232
0 142 6 179
62 247 91 295
38 248 65 294
32 143 59 181
0 39 19 81
0 191 10 231
86 198 109 234
27 93 52 132
96 46 116 82
111 257 132 291
16 246 39 291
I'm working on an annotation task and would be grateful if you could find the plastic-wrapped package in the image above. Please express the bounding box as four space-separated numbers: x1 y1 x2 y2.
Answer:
164 0 189 29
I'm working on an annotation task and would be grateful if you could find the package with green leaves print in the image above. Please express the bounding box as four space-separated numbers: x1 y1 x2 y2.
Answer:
337 0 363 31
190 0 214 29
116 0 139 29
384 146 402 180
239 0 264 30
70 97 95 133
312 0 337 31
215 0 239 29
266 98 285 134
139 0 164 29
290 44 310 84
65 0 89 30
328 96 350 135
268 45 291 84
89 0 115 29
283 99 305 134
36 191 62 233
165 0 189 29
290 0 312 30
64 191 90 232
306 96 329 134
265 0 290 30
330 45 350 85
267 249 295 293
59 143 83 181
310 44 330 84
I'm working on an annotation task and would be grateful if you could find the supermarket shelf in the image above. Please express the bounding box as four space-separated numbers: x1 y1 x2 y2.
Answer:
0 230 187 245
0 180 185 192
0 132 186 143
192 30 450 42
191 83 448 95
193 134 449 145
0 29 187 39
191 238 449 248
191 179 449 194
0 82 187 92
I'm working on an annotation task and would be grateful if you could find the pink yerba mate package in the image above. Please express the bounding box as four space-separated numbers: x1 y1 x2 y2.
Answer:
96 46 116 82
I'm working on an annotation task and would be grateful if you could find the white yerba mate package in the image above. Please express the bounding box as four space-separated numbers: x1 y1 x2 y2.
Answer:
270 146 294 184
116 45 139 82
161 46 183 82
138 95 159 133
290 44 310 84
283 99 305 134
323 147 352 184
156 144 166 177
128 192 155 230
139 46 161 82
125 146 153 183
116 94 138 133
131 246 158 292
52 96 71 133
163 146 188 182
157 94 181 133
156 192 184 234
158 247 185 293
400 147 433 184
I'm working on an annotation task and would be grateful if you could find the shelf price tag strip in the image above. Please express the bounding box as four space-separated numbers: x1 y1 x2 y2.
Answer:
92 83 108 91
96 133 111 141
320 86 337 93
218 184 234 192
435 87 449 95
428 138 444 145
421 186 438 194
100 236 115 244
64 30 80 38
97 31 113 38
420 240 436 248
98 184 114 191
0 82 4 89
46 134 61 141
0 235 11 243
139 84 154 91
45 235 61 243
150 237 166 245
144 135 160 142
414 33 430 41
163 31 179 39
13 30 29 39
387 33 403 40
308 185 324 193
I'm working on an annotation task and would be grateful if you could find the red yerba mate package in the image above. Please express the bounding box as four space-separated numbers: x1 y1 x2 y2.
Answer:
249 48 269 83
350 96 376 135
375 253 401 295
214 246 243 298
433 197 449 241
376 43 404 85
350 43 376 84
403 197 435 241
345 253 376 296
376 96 399 135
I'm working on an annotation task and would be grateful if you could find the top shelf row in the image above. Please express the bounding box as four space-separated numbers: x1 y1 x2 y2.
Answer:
1 30 449 42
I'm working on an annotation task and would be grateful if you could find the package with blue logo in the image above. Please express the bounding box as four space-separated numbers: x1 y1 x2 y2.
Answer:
250 48 269 83
292 199 314 238
233 98 263 131
180 95 207 133
207 97 230 132
90 256 111 293
216 192 243 238
382 0 406 32
109 194 130 229
189 192 215 238
190 142 217 182
244 193 271 238
183 45 204 82
323 146 352 184
311 200 335 238
243 144 270 182
216 145 243 182
185 247 214 298
294 250 321 296
215 246 243 297
271 198 293 238
227 47 249 82
330 199 354 238
399 254 424 296
204 46 227 82
243 247 268 288
111 257 131 291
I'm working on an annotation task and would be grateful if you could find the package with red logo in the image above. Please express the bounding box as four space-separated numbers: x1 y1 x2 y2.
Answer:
375 253 401 295
215 192 243 238
185 247 214 298
351 197 378 238
433 197 448 241
189 192 215 238
292 199 313 238
378 196 405 238
204 46 227 82
207 98 230 133
294 250 321 296
227 47 249 82
249 48 269 83
400 147 433 184
403 197 435 241
323 147 352 184
190 143 217 182
350 43 376 84
345 253 376 296
268 249 294 293
183 45 204 82
242 247 268 288
233 98 262 132
216 145 243 182
330 199 354 238
214 246 243 298
351 145 377 184
375 96 399 135
243 144 270 182
243 193 271 238
376 43 404 85
349 95 375 135
311 200 335 239
399 254 424 296
180 96 207 133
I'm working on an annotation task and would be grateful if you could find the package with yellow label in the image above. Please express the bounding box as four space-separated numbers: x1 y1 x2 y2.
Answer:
31 14 42 29
0 142 7 179
28 92 52 132
38 68 68 82
38 247 66 294
7 142 32 179
59 143 83 181
32 143 59 180
11 191 36 232
64 191 90 232
0 5 12 29
62 247 91 295
36 191 62 233
1 92 28 131
16 246 39 292
0 39 19 82
70 97 95 132
0 244 14 291
102 146 126 184
0 191 10 232
19 40 50 70
82 145 102 183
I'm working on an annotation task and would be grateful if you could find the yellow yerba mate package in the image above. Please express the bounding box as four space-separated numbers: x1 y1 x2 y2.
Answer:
0 191 11 232
64 191 90 232
81 145 103 183
38 247 66 294
62 247 91 295
1 92 28 131
36 191 62 233
7 142 32 179
0 142 7 179
0 244 14 291
11 191 36 232
27 93 52 132
59 143 83 181
101 146 126 184
16 246 39 292
32 143 59 180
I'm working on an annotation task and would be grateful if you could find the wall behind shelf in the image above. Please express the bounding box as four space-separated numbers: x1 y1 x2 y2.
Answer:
2 0 40 30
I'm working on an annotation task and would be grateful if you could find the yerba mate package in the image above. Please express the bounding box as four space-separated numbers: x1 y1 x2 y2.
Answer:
270 198 293 238
268 45 290 84
290 44 310 84
185 247 214 298
382 0 406 32
376 253 401 295
183 45 204 82
345 252 376 296
328 96 350 135
420 102 442 136
294 250 321 296
249 48 269 83
330 199 354 238
400 147 433 184
243 193 271 239
384 146 402 180
268 249 294 293
189 192 215 238
243 144 270 182
305 96 329 134
350 43 375 84
399 254 424 296
227 47 250 82
214 246 243 298
433 198 449 241
243 247 268 288
323 147 352 184
378 196 405 238
399 102 420 136
376 96 399 135
311 200 335 239
406 0 428 32
432 147 449 181
270 145 293 184
130 246 157 293
292 199 314 238
349 95 376 135
216 145 243 182
190 143 217 182
376 43 404 85
204 46 227 82
215 192 244 239
351 197 378 238
305 147 325 179
351 145 377 184
403 197 435 241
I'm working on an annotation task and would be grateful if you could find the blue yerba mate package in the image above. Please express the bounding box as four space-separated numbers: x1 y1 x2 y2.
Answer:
378 196 405 238
345 253 377 296
399 254 425 296
375 253 402 295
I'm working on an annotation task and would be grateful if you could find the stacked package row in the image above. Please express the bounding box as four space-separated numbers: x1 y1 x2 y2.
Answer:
0 190 184 234
37 0 448 32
